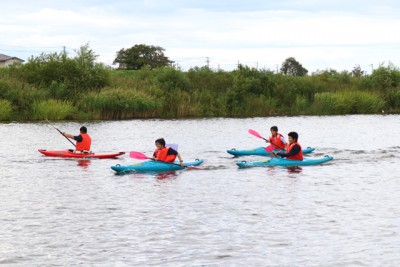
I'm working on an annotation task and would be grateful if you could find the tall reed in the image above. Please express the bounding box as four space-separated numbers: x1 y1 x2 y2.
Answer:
79 88 162 119
312 91 384 114
0 99 12 120
31 99 76 120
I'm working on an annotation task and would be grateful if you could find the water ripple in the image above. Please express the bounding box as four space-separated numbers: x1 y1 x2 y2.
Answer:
0 115 400 265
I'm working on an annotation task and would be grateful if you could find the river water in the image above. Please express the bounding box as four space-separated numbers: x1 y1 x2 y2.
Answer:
0 115 399 266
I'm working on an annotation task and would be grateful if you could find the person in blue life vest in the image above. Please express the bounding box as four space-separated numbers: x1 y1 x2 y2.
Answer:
274 131 303 160
267 126 287 150
63 126 92 152
153 138 184 166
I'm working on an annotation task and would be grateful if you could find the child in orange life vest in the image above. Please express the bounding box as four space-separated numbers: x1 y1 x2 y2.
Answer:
274 132 303 160
267 126 287 150
153 138 184 166
63 126 92 152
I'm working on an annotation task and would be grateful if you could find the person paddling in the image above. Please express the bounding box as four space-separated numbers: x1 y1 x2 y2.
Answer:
274 132 303 160
266 126 287 150
153 138 184 166
63 126 92 153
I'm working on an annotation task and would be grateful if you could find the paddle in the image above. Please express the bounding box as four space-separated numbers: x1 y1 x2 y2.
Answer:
46 119 76 148
265 145 274 153
129 151 152 160
166 143 178 151
248 129 268 141
129 151 195 169
248 129 285 150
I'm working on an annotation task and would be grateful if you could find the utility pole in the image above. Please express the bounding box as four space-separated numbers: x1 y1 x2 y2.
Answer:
369 64 374 73
206 57 210 68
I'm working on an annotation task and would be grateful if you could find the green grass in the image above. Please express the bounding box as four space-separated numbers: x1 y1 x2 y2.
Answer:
31 99 76 120
0 99 12 120
312 91 385 114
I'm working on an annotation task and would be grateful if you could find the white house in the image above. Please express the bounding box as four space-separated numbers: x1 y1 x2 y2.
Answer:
0 54 24 67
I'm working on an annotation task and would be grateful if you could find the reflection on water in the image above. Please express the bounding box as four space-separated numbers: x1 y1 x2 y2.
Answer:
1 115 400 266
77 159 91 168
155 171 178 180
286 166 303 173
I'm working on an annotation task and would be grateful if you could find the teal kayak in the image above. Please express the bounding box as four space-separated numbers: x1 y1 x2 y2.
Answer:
227 146 315 156
111 159 204 173
236 155 333 168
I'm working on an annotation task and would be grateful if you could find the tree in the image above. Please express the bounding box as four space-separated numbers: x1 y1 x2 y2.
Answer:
11 43 111 98
280 57 308 76
351 65 365 77
113 44 173 70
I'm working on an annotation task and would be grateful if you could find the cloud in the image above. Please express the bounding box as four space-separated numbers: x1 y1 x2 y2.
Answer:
1 0 400 72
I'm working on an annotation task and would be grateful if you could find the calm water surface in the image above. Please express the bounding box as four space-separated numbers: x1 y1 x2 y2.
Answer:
1 115 399 266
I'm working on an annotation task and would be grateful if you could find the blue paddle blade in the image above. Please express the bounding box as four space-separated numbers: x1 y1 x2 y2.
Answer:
166 143 178 151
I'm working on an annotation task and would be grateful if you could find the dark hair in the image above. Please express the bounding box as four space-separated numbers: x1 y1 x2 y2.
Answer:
80 126 87 133
288 131 298 141
270 126 278 132
155 138 166 147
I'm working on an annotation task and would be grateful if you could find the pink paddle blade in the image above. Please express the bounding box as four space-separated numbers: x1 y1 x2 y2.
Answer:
248 129 262 138
248 129 267 141
265 145 274 152
129 151 151 160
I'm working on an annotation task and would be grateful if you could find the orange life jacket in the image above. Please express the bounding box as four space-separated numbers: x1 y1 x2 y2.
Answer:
154 147 176 162
286 142 303 160
76 133 91 151
269 133 286 150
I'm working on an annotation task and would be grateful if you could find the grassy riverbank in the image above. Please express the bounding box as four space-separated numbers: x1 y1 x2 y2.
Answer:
1 51 399 121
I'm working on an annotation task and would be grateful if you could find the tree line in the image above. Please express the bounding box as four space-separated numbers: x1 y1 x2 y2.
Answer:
0 43 399 121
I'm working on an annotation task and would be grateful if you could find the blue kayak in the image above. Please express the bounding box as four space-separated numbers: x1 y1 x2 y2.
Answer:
227 146 315 156
111 159 204 173
236 155 333 168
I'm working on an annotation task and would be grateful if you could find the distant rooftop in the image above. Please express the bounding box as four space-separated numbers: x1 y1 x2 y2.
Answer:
0 53 24 62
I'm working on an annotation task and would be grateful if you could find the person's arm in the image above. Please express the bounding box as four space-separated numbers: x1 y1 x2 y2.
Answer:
63 133 82 142
279 144 301 157
280 136 287 145
167 148 184 166
177 153 184 166
63 132 73 139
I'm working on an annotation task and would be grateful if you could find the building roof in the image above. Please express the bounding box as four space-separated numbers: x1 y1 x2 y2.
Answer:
0 53 24 62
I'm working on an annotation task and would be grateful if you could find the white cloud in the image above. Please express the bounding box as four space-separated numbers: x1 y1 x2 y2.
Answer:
1 1 399 72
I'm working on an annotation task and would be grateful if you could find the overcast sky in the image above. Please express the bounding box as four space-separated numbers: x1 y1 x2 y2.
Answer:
1 0 399 73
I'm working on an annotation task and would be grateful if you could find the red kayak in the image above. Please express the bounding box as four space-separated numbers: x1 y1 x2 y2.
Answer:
38 149 125 159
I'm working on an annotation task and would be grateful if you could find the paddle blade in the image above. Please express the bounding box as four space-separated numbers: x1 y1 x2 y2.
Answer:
248 129 264 139
265 145 274 152
166 143 178 151
129 151 151 160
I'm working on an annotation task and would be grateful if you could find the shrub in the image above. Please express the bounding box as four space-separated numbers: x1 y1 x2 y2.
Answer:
312 91 384 114
79 88 162 119
10 44 111 99
0 99 13 120
31 99 76 120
